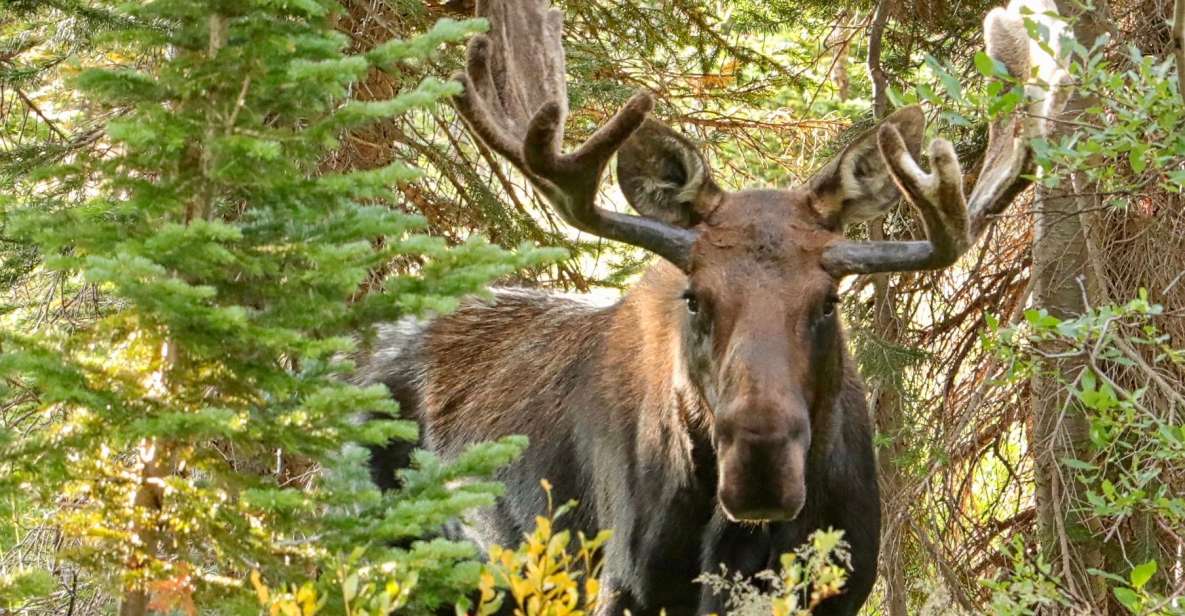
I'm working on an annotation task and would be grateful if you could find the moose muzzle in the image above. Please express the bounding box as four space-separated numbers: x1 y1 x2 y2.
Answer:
715 407 810 522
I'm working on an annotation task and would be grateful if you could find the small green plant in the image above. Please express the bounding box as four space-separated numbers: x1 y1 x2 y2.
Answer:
986 291 1184 614
982 536 1071 616
696 529 851 616
1094 559 1168 615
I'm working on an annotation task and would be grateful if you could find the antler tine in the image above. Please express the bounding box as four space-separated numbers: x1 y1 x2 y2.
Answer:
966 0 1073 236
452 1 566 165
452 38 522 163
821 0 1071 277
452 0 700 270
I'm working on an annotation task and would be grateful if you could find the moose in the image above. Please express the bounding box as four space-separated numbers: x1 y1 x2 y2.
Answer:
360 1 1069 613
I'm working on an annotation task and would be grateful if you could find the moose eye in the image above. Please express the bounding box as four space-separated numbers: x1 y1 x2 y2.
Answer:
682 289 700 315
821 296 840 318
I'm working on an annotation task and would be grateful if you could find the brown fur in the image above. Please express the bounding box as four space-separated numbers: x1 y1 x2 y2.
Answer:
363 189 882 615
363 85 917 616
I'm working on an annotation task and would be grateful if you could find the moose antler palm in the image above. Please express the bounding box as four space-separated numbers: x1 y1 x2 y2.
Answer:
454 0 1069 277
452 1 698 269
822 1 1071 275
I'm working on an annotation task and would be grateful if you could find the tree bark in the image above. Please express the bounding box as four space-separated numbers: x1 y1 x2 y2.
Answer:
1030 179 1106 610
868 242 911 616
118 438 174 616
1030 2 1112 611
866 13 909 609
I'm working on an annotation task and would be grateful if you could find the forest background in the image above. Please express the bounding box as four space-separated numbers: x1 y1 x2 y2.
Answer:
1 0 1183 615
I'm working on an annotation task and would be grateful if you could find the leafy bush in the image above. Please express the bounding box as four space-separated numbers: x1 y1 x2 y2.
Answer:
474 481 611 616
986 291 1184 614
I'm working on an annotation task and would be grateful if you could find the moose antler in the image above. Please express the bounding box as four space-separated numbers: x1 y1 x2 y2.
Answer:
452 1 699 269
821 0 1072 276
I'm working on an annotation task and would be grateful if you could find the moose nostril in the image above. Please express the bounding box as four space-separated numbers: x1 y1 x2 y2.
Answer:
719 424 784 449
717 410 810 447
785 415 809 442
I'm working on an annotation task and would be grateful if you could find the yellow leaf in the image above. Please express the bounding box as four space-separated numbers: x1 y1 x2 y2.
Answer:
510 577 530 604
297 583 318 615
251 570 270 604
480 571 497 602
585 578 599 602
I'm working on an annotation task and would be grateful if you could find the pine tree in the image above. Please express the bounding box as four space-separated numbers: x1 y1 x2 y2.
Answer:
1 1 126 295
0 1 558 613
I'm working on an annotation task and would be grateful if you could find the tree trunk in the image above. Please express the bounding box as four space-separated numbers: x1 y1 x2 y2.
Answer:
1030 2 1112 611
863 208 910 616
864 11 911 612
870 259 911 616
119 438 173 616
1030 179 1107 611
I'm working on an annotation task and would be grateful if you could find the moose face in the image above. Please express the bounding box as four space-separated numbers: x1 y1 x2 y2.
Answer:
615 111 925 522
679 191 845 521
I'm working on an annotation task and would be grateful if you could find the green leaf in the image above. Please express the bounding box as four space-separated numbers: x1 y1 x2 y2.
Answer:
974 51 1009 78
1061 457 1097 471
1113 587 1141 612
1129 144 1148 173
974 51 995 77
1129 560 1157 589
936 67 962 100
1024 308 1061 329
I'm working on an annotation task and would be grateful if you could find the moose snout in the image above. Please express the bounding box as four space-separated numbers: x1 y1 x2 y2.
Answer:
716 412 810 523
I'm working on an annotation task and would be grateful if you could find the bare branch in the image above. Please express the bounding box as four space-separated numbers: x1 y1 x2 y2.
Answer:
1175 0 1185 104
868 0 893 119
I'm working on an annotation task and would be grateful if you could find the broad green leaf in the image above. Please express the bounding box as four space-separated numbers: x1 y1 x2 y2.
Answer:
1113 587 1141 612
1130 560 1157 590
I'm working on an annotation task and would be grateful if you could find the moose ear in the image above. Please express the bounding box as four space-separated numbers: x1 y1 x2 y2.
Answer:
807 106 925 226
616 118 722 227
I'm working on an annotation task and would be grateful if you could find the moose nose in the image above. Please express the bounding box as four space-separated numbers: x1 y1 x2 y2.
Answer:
716 415 810 522
715 403 809 449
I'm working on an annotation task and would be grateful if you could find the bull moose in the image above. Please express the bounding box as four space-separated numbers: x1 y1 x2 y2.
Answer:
360 1 1069 613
